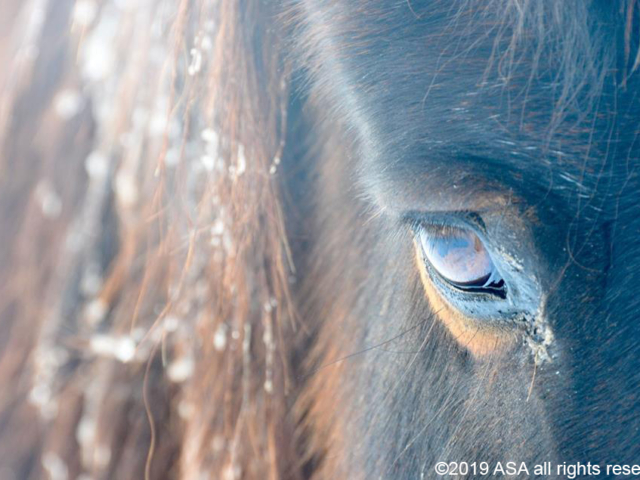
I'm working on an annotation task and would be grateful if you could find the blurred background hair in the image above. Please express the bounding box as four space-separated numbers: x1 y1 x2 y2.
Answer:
0 1 296 479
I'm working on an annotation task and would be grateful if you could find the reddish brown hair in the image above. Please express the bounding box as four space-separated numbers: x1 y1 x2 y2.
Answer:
0 1 298 478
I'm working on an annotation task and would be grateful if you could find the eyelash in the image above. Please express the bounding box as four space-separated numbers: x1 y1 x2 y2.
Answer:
420 224 463 239
407 211 487 234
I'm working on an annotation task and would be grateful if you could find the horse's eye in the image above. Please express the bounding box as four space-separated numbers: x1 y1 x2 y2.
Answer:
418 225 505 295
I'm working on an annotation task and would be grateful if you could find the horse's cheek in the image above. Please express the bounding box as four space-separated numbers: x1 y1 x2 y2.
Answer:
413 244 517 357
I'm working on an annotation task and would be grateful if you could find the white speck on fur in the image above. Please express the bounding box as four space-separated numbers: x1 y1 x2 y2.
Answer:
200 35 213 51
163 316 179 332
29 383 58 420
188 48 202 76
236 145 246 176
164 148 180 168
42 452 68 480
80 263 103 296
76 416 97 451
72 0 97 27
54 89 84 119
89 335 135 363
80 12 117 81
167 356 194 382
114 172 138 207
84 151 109 180
213 323 227 351
83 299 107 326
211 219 224 236
264 379 273 394
201 155 216 172
201 128 218 144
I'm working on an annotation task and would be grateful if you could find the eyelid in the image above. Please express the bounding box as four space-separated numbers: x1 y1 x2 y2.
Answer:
412 240 516 357
405 210 488 237
420 224 465 240
408 209 547 357
410 218 516 356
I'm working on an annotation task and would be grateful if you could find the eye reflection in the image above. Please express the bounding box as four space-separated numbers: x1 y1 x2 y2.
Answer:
418 225 505 293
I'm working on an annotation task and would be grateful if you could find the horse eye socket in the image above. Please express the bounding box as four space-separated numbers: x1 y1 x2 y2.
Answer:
418 225 505 295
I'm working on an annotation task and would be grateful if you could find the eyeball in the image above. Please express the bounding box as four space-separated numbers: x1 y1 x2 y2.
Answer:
418 225 505 294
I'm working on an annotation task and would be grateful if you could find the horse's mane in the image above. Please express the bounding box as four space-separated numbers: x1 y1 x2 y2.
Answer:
0 1 638 478
0 1 296 478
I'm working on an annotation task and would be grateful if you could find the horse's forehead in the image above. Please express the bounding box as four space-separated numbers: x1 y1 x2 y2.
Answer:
302 0 639 209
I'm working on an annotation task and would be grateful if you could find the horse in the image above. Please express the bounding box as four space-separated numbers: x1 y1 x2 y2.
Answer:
0 0 639 479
